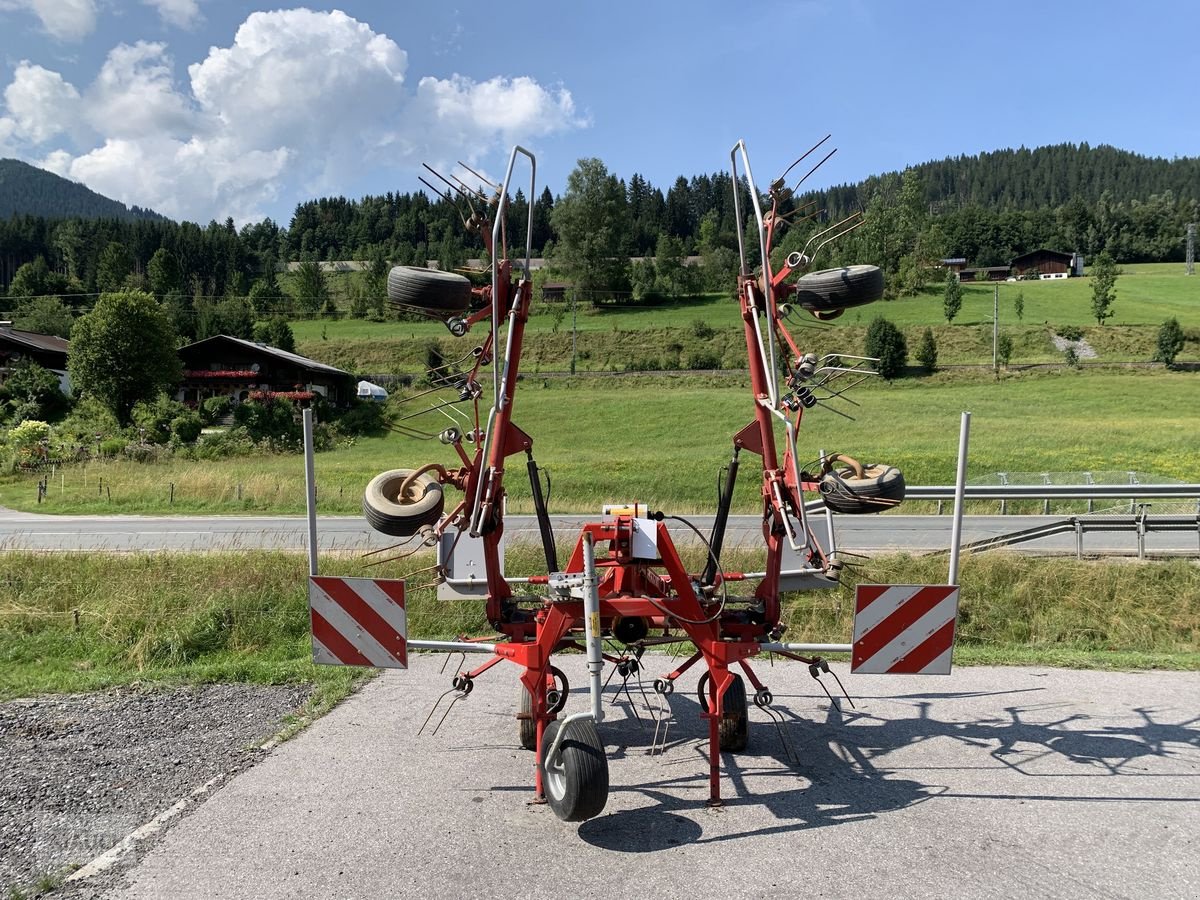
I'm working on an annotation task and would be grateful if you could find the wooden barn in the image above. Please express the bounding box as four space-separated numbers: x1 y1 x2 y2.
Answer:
1011 249 1077 278
0 325 70 393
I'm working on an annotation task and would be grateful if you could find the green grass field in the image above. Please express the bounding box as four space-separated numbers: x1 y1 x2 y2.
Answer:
288 263 1200 373
3 368 1196 515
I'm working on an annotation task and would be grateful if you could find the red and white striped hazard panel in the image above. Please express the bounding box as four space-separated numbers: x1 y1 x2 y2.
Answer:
308 576 408 669
851 584 960 675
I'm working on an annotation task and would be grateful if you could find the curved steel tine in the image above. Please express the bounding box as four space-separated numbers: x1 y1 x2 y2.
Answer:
388 423 438 440
651 690 675 755
361 531 422 558
440 651 466 675
418 688 457 736
457 160 500 191
791 146 838 192
778 134 831 184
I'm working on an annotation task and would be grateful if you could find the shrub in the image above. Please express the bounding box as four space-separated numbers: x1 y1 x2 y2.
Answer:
186 429 256 460
684 350 722 370
916 327 938 373
234 397 301 448
132 394 193 444
1055 324 1084 341
100 437 128 457
170 412 203 444
1154 318 1185 367
864 317 907 379
337 400 388 437
997 333 1014 367
690 318 716 340
8 419 51 451
200 396 233 425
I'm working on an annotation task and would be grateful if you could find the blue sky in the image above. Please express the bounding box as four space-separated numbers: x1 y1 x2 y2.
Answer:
0 1 1196 225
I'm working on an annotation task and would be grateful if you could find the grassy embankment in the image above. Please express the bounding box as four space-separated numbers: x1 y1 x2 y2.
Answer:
2 549 1197 703
1 368 1196 515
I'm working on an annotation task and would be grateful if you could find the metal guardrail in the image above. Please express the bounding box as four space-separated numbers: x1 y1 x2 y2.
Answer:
905 484 1200 501
945 512 1200 560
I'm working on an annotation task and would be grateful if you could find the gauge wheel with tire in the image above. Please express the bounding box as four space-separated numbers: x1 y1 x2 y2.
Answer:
387 266 472 315
819 455 906 515
700 672 749 752
793 265 884 313
362 468 444 536
539 718 609 822
518 686 536 751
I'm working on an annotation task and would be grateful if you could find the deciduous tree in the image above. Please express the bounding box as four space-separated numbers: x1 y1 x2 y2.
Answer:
550 158 632 300
1089 251 1119 324
943 269 963 324
68 291 181 426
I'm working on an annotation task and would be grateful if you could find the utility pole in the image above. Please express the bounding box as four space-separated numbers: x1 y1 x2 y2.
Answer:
1187 223 1195 276
992 283 999 372
570 289 577 375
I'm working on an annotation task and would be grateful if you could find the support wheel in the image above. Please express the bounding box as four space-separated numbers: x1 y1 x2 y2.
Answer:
718 674 749 752
793 264 884 313
518 686 536 751
540 719 609 822
387 266 472 315
818 454 906 515
362 468 445 536
698 672 750 752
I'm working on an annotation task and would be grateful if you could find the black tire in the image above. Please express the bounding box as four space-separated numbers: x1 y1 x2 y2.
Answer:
362 468 444 536
793 265 884 313
387 266 472 315
820 463 906 515
699 673 749 752
540 718 609 822
518 686 536 751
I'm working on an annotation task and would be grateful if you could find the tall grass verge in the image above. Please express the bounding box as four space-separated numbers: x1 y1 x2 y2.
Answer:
1 550 1196 702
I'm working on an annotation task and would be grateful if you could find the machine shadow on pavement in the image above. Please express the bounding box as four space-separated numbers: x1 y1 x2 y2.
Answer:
553 681 1200 851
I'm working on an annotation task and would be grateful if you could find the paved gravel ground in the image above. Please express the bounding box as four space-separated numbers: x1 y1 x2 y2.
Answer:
1 683 311 896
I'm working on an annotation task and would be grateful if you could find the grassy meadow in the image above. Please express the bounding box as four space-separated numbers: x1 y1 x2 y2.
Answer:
287 263 1200 373
1 368 1197 516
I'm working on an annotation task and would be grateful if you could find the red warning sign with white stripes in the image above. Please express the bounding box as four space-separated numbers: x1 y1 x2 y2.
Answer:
308 576 408 669
851 584 960 675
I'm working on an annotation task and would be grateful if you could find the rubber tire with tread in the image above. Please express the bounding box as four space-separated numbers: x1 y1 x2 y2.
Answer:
539 718 609 822
387 266 472 315
820 464 906 515
518 686 536 751
362 468 444 536
793 265 884 313
718 673 749 752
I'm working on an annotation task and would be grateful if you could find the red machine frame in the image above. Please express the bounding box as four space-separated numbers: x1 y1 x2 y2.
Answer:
376 141 884 819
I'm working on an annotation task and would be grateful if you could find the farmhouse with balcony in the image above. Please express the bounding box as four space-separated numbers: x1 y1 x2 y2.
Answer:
0 324 70 394
176 335 355 407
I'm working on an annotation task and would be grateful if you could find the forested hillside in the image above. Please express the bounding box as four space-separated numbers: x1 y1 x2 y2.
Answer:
0 159 163 223
0 142 1195 335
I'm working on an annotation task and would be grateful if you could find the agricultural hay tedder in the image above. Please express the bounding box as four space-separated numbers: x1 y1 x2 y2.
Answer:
306 139 961 823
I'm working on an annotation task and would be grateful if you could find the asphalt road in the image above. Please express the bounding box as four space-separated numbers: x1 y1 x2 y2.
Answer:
85 657 1199 899
0 510 1194 556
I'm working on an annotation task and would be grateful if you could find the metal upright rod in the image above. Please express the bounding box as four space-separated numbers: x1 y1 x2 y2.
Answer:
993 284 998 371
302 407 318 577
947 411 971 585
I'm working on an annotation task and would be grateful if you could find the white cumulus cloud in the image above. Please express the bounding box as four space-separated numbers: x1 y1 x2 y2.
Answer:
3 62 81 143
0 0 98 42
85 42 197 140
142 0 202 30
0 8 586 223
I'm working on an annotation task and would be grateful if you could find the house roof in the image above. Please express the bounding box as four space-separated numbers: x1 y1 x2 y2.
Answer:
0 327 69 354
1011 249 1073 265
179 335 353 379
